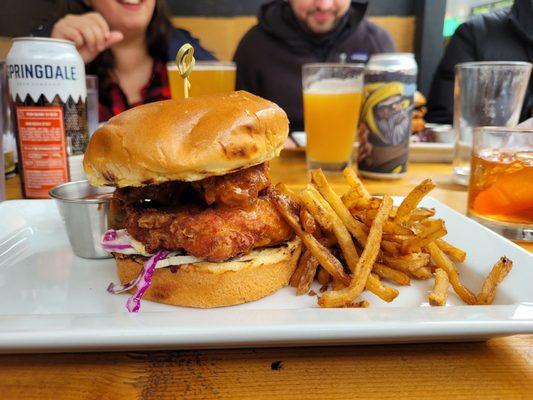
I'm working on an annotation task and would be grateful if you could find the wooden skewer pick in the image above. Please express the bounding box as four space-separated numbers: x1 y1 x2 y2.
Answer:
176 43 195 98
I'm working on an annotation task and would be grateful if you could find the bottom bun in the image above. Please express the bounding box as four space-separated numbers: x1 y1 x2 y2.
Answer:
115 237 302 308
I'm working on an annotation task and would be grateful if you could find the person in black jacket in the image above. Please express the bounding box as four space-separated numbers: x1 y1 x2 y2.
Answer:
427 0 533 124
234 0 395 131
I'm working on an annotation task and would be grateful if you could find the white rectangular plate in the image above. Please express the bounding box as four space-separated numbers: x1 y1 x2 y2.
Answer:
290 131 454 163
0 198 532 353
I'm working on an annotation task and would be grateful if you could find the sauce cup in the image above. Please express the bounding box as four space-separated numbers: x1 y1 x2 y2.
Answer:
49 180 115 259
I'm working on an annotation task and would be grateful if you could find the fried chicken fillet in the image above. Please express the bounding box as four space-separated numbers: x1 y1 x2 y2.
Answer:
125 197 293 262
119 163 295 261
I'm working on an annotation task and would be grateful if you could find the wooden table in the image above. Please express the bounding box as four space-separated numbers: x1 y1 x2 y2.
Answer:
2 153 532 399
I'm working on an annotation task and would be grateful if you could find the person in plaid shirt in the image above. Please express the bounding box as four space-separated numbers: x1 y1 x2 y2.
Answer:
49 0 216 122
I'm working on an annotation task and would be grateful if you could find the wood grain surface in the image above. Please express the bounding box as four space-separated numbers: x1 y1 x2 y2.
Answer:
2 153 532 399
2 336 532 400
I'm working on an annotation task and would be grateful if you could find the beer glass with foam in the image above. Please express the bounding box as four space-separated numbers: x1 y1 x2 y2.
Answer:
302 63 364 171
167 61 236 99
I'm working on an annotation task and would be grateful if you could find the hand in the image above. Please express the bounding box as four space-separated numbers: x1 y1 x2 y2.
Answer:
51 12 124 64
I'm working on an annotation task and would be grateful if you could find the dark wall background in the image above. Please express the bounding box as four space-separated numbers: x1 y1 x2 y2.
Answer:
0 0 444 95
0 0 416 37
167 0 415 16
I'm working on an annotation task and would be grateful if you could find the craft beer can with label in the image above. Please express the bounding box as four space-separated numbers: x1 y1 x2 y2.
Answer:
7 37 88 198
357 53 417 179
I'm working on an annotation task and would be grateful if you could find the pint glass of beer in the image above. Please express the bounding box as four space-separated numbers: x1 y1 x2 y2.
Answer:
167 61 236 99
302 63 364 171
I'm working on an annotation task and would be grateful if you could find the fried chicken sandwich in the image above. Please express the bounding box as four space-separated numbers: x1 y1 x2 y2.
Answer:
83 91 301 311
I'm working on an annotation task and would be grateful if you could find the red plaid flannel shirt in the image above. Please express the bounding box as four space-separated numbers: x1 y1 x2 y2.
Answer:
98 59 171 122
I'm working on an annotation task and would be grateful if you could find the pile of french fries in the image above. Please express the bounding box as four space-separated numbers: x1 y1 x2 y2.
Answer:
270 168 513 308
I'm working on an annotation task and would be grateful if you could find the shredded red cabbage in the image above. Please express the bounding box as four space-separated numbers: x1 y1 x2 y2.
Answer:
107 275 142 294
103 230 117 241
126 250 169 312
101 229 135 252
103 243 134 251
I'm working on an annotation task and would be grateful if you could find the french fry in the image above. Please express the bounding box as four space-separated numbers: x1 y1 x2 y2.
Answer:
275 182 302 206
342 300 369 308
476 256 513 305
383 221 414 236
408 207 436 221
427 263 438 271
394 179 436 223
296 253 320 295
428 268 450 306
300 186 334 233
348 199 383 218
310 169 368 247
343 167 371 199
270 188 350 286
373 263 411 286
301 186 361 274
414 218 445 233
436 238 466 263
300 208 319 236
383 234 416 243
317 267 330 286
289 249 311 287
402 231 447 254
410 266 433 280
381 240 400 256
381 252 430 272
342 190 372 211
319 234 337 248
366 273 399 302
350 210 370 225
401 219 447 254
318 196 393 308
426 242 477 305
278 169 513 309
331 279 345 291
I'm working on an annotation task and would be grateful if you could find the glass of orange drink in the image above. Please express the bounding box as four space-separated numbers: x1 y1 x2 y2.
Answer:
302 63 364 172
467 126 533 242
166 61 236 98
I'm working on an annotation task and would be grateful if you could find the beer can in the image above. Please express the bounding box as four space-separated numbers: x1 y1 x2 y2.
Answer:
357 53 417 179
6 37 88 199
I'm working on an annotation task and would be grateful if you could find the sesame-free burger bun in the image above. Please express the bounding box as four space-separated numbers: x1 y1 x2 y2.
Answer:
83 91 289 187
115 237 301 308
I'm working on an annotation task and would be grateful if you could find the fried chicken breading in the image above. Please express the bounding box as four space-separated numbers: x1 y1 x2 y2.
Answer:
192 163 270 208
125 197 294 262
114 163 270 208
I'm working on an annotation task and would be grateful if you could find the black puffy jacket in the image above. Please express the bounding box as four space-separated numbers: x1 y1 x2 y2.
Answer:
427 0 533 123
234 0 395 131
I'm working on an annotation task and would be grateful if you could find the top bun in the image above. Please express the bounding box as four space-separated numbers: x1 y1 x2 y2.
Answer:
83 91 289 187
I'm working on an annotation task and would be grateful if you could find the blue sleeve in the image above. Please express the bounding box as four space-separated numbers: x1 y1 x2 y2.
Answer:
168 28 217 61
